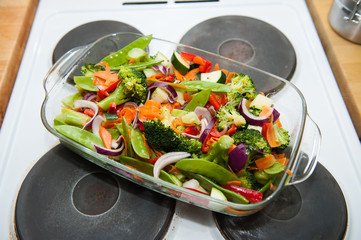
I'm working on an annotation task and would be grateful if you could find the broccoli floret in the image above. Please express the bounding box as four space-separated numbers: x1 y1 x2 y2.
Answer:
248 106 262 116
118 65 147 103
232 128 271 155
227 73 258 106
143 119 201 155
216 104 246 131
273 123 290 150
238 170 259 190
81 63 105 77
97 66 147 110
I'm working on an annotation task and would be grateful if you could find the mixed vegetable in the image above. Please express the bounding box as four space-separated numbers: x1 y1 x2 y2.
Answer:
54 34 292 205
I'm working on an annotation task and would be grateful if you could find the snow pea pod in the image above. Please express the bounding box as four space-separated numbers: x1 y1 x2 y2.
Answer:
175 159 238 185
184 172 249 204
117 155 178 185
183 89 211 112
131 128 150 159
110 59 163 71
101 34 153 68
73 76 98 91
180 80 232 93
61 92 83 108
54 124 104 150
54 108 90 127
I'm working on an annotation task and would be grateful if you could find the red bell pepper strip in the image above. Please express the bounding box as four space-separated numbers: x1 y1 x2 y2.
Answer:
108 102 117 114
180 52 212 73
183 126 200 136
208 93 222 111
104 79 120 92
221 185 263 203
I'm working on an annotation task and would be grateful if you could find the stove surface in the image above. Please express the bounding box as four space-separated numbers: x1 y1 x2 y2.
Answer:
1 0 361 239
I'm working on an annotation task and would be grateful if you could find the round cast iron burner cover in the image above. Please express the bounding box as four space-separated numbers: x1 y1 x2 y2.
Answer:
15 144 175 240
52 20 142 64
213 163 347 240
179 16 297 80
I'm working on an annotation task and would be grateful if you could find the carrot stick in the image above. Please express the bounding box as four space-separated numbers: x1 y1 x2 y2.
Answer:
255 154 276 171
99 126 112 149
209 93 221 110
214 63 220 71
226 180 242 186
259 106 273 117
226 72 237 84
173 67 185 81
184 68 199 81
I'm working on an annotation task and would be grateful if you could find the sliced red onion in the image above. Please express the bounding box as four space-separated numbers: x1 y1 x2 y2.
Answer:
123 101 138 109
153 152 190 179
91 141 125 156
238 98 272 126
83 92 97 101
92 115 104 137
152 64 168 75
182 118 208 139
272 108 280 123
147 82 178 103
194 107 212 123
111 135 123 149
199 117 216 143
130 110 140 129
228 143 248 173
206 105 217 117
73 100 99 129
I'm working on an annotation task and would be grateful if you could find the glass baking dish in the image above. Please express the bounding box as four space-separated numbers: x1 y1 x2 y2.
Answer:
41 32 321 216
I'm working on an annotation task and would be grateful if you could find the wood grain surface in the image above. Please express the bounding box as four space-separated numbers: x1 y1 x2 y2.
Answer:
0 0 39 128
306 0 361 138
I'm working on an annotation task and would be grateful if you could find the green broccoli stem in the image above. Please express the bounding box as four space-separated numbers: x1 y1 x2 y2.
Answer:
98 85 131 110
203 135 234 168
258 174 277 193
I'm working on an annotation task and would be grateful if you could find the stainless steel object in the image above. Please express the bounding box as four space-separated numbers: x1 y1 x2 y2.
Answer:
329 0 361 44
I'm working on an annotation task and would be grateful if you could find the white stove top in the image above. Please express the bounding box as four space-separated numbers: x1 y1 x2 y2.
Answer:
1 0 361 239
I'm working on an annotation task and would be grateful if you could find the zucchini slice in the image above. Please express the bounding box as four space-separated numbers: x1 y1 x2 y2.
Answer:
171 51 190 75
200 70 226 84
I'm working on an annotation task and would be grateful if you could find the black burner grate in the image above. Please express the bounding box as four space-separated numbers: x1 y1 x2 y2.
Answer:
213 163 347 240
180 16 297 80
15 144 175 240
52 20 143 64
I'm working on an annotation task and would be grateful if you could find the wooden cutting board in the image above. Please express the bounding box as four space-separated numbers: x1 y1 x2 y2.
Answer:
0 0 360 139
0 0 39 128
306 0 361 139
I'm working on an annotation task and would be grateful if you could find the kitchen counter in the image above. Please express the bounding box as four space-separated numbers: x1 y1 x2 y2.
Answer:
0 0 360 139
0 0 39 128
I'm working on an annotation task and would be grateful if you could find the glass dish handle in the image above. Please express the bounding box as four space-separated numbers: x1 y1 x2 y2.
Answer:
43 45 89 94
286 114 322 186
